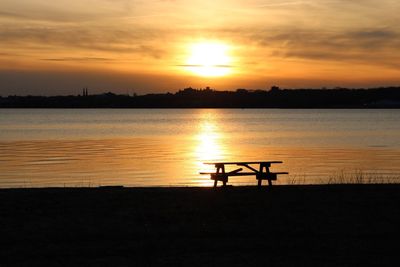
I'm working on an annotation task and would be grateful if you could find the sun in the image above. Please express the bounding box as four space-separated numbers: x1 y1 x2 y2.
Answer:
185 42 232 77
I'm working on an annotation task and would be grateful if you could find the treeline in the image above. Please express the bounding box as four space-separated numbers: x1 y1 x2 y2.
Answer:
1 87 400 108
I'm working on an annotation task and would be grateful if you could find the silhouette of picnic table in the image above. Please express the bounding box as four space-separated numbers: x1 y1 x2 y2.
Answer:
200 161 288 187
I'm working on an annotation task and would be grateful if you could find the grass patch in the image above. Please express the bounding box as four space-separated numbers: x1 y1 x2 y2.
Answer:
327 170 398 184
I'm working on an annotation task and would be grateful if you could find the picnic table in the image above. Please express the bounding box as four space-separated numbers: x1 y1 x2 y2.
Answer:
200 161 288 187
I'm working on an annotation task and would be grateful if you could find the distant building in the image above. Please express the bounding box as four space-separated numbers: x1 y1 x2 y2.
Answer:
82 88 89 96
270 86 280 92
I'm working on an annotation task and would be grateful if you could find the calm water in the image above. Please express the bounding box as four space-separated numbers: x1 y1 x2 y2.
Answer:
1 109 400 187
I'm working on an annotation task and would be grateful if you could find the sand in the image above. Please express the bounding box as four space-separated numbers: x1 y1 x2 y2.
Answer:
0 185 399 266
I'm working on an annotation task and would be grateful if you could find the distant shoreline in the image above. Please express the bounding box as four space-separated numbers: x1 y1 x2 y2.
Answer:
1 87 400 108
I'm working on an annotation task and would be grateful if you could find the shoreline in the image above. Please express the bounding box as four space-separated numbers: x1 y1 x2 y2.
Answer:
1 183 399 190
1 184 399 266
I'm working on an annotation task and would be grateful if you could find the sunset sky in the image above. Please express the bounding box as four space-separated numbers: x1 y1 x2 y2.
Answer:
1 0 399 95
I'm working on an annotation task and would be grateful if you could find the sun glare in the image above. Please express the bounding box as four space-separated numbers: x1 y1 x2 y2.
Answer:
194 116 226 186
185 42 232 77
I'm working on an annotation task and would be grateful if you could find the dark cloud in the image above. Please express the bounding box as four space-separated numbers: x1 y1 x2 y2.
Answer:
244 27 400 68
0 52 17 56
252 28 399 50
0 11 27 19
351 29 397 39
0 25 166 58
41 57 114 62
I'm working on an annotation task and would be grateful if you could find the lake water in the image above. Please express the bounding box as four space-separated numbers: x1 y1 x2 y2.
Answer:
0 109 399 187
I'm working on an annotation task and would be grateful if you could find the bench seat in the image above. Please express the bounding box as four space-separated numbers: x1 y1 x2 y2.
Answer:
200 172 288 181
256 172 289 180
200 172 288 176
200 172 257 176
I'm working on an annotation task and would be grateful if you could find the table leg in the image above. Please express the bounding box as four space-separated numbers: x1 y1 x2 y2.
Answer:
260 163 273 187
215 164 226 187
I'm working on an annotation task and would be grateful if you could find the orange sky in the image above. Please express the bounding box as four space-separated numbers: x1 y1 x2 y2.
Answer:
1 0 400 95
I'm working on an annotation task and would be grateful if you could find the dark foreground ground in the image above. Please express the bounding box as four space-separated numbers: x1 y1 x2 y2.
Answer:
0 185 399 266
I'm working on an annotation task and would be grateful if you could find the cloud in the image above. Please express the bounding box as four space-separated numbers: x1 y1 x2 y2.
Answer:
351 29 397 40
0 0 137 23
240 27 400 68
0 23 167 59
41 57 114 62
0 11 27 19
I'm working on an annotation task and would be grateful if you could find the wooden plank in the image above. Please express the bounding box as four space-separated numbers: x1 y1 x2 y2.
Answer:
200 172 257 176
225 172 257 176
200 172 288 177
237 163 259 173
210 174 228 182
256 172 288 180
203 161 283 165
220 173 259 177
228 168 243 174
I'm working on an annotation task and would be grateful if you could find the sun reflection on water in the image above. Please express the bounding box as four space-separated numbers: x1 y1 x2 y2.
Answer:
196 123 222 161
193 112 228 186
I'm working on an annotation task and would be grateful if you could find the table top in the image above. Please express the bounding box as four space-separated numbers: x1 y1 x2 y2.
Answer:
204 161 283 165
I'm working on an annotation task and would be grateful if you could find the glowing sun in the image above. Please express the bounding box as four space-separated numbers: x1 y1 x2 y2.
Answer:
185 42 232 77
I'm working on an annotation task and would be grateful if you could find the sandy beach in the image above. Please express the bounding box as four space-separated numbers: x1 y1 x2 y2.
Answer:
0 185 399 266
